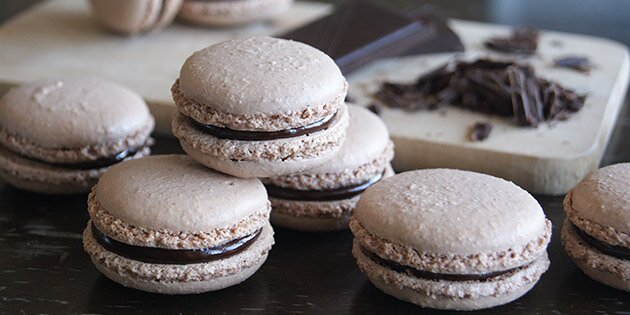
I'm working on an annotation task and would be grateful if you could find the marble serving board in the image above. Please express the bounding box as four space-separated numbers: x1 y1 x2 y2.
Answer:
0 0 332 134
347 20 629 195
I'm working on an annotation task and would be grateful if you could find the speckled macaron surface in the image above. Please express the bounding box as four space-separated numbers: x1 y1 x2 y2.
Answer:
177 0 293 27
562 163 630 291
0 77 154 194
264 104 395 231
90 0 183 35
83 155 274 294
350 169 552 311
172 37 349 178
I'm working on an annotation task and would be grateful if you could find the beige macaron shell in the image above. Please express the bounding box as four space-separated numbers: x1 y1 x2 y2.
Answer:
179 37 346 116
569 163 630 234
305 104 390 175
90 0 161 34
0 78 152 149
95 155 267 232
178 0 292 27
354 169 547 256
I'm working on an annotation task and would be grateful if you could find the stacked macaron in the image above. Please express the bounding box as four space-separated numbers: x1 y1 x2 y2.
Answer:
350 169 551 310
178 0 293 27
83 155 274 294
264 104 394 231
171 36 349 178
90 0 183 35
0 78 154 194
562 163 630 291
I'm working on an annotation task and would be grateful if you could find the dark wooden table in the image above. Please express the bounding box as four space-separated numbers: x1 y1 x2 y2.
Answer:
1 1 629 314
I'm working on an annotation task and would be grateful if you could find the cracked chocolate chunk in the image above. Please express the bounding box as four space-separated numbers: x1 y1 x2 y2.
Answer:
469 122 493 141
374 58 586 127
485 27 540 55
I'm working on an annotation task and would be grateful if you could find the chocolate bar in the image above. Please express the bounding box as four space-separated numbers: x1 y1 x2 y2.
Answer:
280 1 463 74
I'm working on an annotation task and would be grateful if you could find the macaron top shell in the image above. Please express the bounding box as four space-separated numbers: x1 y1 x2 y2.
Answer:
354 169 547 256
179 37 346 117
569 163 630 234
307 104 390 174
95 155 268 232
0 78 153 149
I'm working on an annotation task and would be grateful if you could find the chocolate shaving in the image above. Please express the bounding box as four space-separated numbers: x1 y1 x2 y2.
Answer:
485 27 540 55
554 56 593 73
374 58 586 129
469 122 493 142
366 103 383 116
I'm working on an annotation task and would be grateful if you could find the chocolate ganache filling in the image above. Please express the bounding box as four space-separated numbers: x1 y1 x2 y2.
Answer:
361 246 525 282
573 223 630 260
265 171 384 201
91 223 261 264
193 112 337 141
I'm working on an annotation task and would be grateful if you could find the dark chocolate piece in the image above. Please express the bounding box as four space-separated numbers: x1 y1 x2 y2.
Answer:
193 112 336 141
92 223 262 265
404 5 465 55
362 246 523 282
485 27 540 55
265 171 384 202
573 224 630 260
554 56 594 73
374 58 586 127
281 1 431 74
469 122 493 141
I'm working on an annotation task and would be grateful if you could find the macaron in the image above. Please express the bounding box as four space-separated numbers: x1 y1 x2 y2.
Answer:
171 36 349 178
90 0 183 35
0 78 154 194
562 163 630 291
83 155 274 294
264 104 394 231
350 169 552 311
177 0 293 27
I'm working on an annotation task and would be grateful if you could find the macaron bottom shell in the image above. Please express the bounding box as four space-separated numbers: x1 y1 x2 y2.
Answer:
270 205 353 232
83 222 275 295
172 106 349 178
177 0 293 27
352 240 550 311
0 145 150 194
561 220 630 291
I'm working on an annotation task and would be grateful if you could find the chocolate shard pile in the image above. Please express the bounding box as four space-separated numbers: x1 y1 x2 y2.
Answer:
375 58 586 127
485 27 540 55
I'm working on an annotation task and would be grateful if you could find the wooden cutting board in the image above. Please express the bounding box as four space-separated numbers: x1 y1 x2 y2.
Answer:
0 2 627 195
0 0 332 134
347 20 629 195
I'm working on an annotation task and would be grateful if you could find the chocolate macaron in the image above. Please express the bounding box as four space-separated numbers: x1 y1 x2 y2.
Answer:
264 104 394 231
562 163 630 291
83 155 274 294
0 78 154 194
350 169 552 310
90 0 183 35
177 0 292 27
172 37 349 178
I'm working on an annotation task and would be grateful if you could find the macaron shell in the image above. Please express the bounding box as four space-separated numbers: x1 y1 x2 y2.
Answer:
90 0 181 35
0 144 150 194
561 220 630 291
568 163 630 234
300 104 391 175
178 0 292 27
95 155 268 232
0 78 153 149
271 211 351 232
353 240 550 311
83 222 274 294
179 37 346 117
172 104 349 178
354 169 547 255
